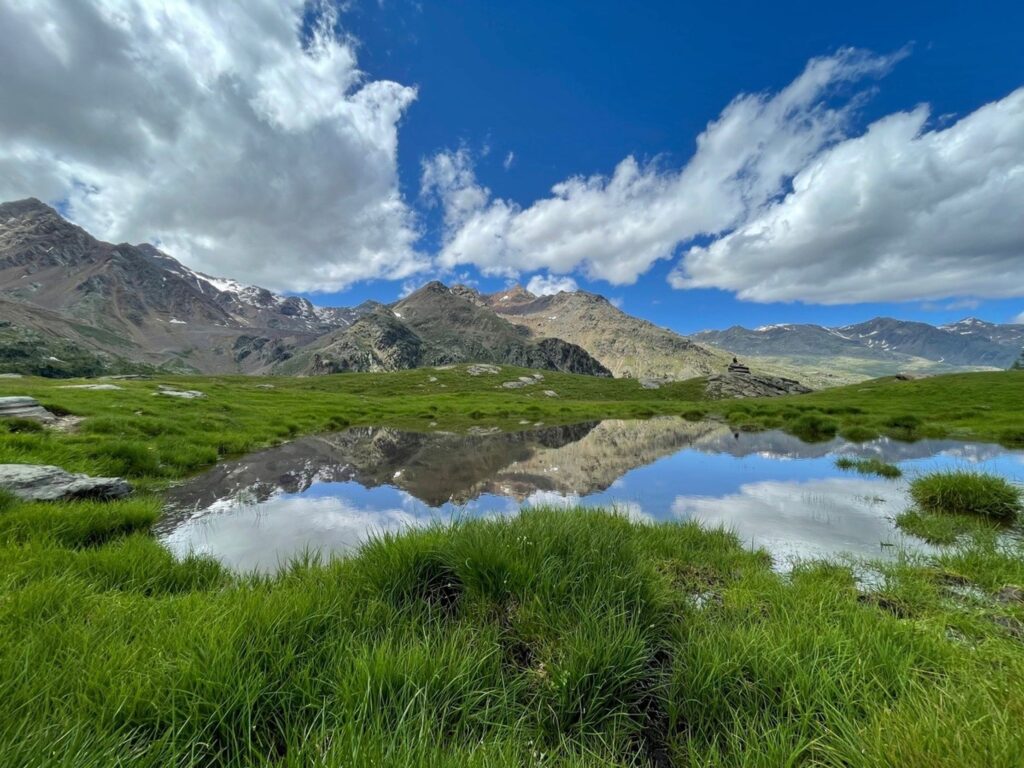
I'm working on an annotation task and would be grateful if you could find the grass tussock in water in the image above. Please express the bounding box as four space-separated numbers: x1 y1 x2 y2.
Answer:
835 456 903 478
894 507 1003 545
2 502 1024 766
910 470 1023 521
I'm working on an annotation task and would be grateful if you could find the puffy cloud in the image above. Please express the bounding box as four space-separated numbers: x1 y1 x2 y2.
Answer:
420 147 489 229
0 0 425 292
672 88 1024 303
526 274 578 295
427 48 904 285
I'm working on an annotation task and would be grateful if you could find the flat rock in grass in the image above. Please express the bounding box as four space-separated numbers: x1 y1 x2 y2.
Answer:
59 384 124 391
154 385 206 399
502 380 528 389
0 464 132 501
0 373 23 378
991 614 1024 640
639 378 661 390
0 396 57 422
466 364 501 376
996 585 1024 604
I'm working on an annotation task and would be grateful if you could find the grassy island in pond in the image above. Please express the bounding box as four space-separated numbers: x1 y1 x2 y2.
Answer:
910 470 1023 521
0 369 1023 766
835 456 903 478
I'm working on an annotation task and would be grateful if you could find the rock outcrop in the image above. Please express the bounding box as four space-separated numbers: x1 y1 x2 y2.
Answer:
154 386 206 399
704 372 812 399
0 396 57 422
0 464 132 501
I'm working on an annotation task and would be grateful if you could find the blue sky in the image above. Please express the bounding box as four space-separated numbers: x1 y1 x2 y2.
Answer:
2 1 1023 334
305 0 1024 332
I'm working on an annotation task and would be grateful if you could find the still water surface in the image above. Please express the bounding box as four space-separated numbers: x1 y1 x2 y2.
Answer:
156 418 1024 573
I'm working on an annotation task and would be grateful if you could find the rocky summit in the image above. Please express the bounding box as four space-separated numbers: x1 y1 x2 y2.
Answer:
487 285 729 381
0 199 364 376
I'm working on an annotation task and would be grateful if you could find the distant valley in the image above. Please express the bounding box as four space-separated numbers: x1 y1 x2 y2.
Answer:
693 319 1023 386
1 198 1020 386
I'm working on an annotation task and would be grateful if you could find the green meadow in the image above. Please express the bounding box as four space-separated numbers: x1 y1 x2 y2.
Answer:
1 368 1023 766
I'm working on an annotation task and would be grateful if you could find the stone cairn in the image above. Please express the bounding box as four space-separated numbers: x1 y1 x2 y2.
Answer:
727 357 751 374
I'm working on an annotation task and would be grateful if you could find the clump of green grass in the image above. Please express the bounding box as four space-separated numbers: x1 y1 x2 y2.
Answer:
895 508 995 545
909 470 1023 521
886 414 922 431
789 412 839 442
999 428 1024 448
835 456 902 478
839 424 878 442
1 417 45 433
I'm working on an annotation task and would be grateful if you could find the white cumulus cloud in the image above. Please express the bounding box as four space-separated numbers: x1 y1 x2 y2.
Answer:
0 0 426 292
672 88 1024 303
526 274 579 295
425 48 905 286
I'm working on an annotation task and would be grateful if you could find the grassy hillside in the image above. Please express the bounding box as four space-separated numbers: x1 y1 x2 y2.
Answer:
738 353 999 389
708 370 1024 446
1 369 1022 486
1 369 1024 765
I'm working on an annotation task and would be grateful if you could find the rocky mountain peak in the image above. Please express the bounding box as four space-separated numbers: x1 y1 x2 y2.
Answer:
490 284 537 307
0 197 57 219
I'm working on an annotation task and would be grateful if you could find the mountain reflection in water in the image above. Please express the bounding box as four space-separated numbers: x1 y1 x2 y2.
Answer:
157 418 1024 573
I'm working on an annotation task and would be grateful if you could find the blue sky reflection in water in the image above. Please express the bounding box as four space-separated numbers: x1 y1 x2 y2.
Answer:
158 419 1024 573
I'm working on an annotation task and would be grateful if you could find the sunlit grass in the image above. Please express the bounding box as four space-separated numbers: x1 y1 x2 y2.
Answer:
0 505 1023 765
2 369 1024 764
910 470 1022 521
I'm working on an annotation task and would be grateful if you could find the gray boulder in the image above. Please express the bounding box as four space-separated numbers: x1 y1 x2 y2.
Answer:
467 364 502 376
155 385 206 399
0 396 57 422
59 384 124 391
0 464 132 501
704 372 812 399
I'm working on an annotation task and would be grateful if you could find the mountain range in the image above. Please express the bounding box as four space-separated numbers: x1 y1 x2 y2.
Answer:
693 318 1024 384
1 197 1020 384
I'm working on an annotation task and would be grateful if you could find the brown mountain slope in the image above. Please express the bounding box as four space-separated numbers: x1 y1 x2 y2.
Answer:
486 285 730 380
0 199 358 373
